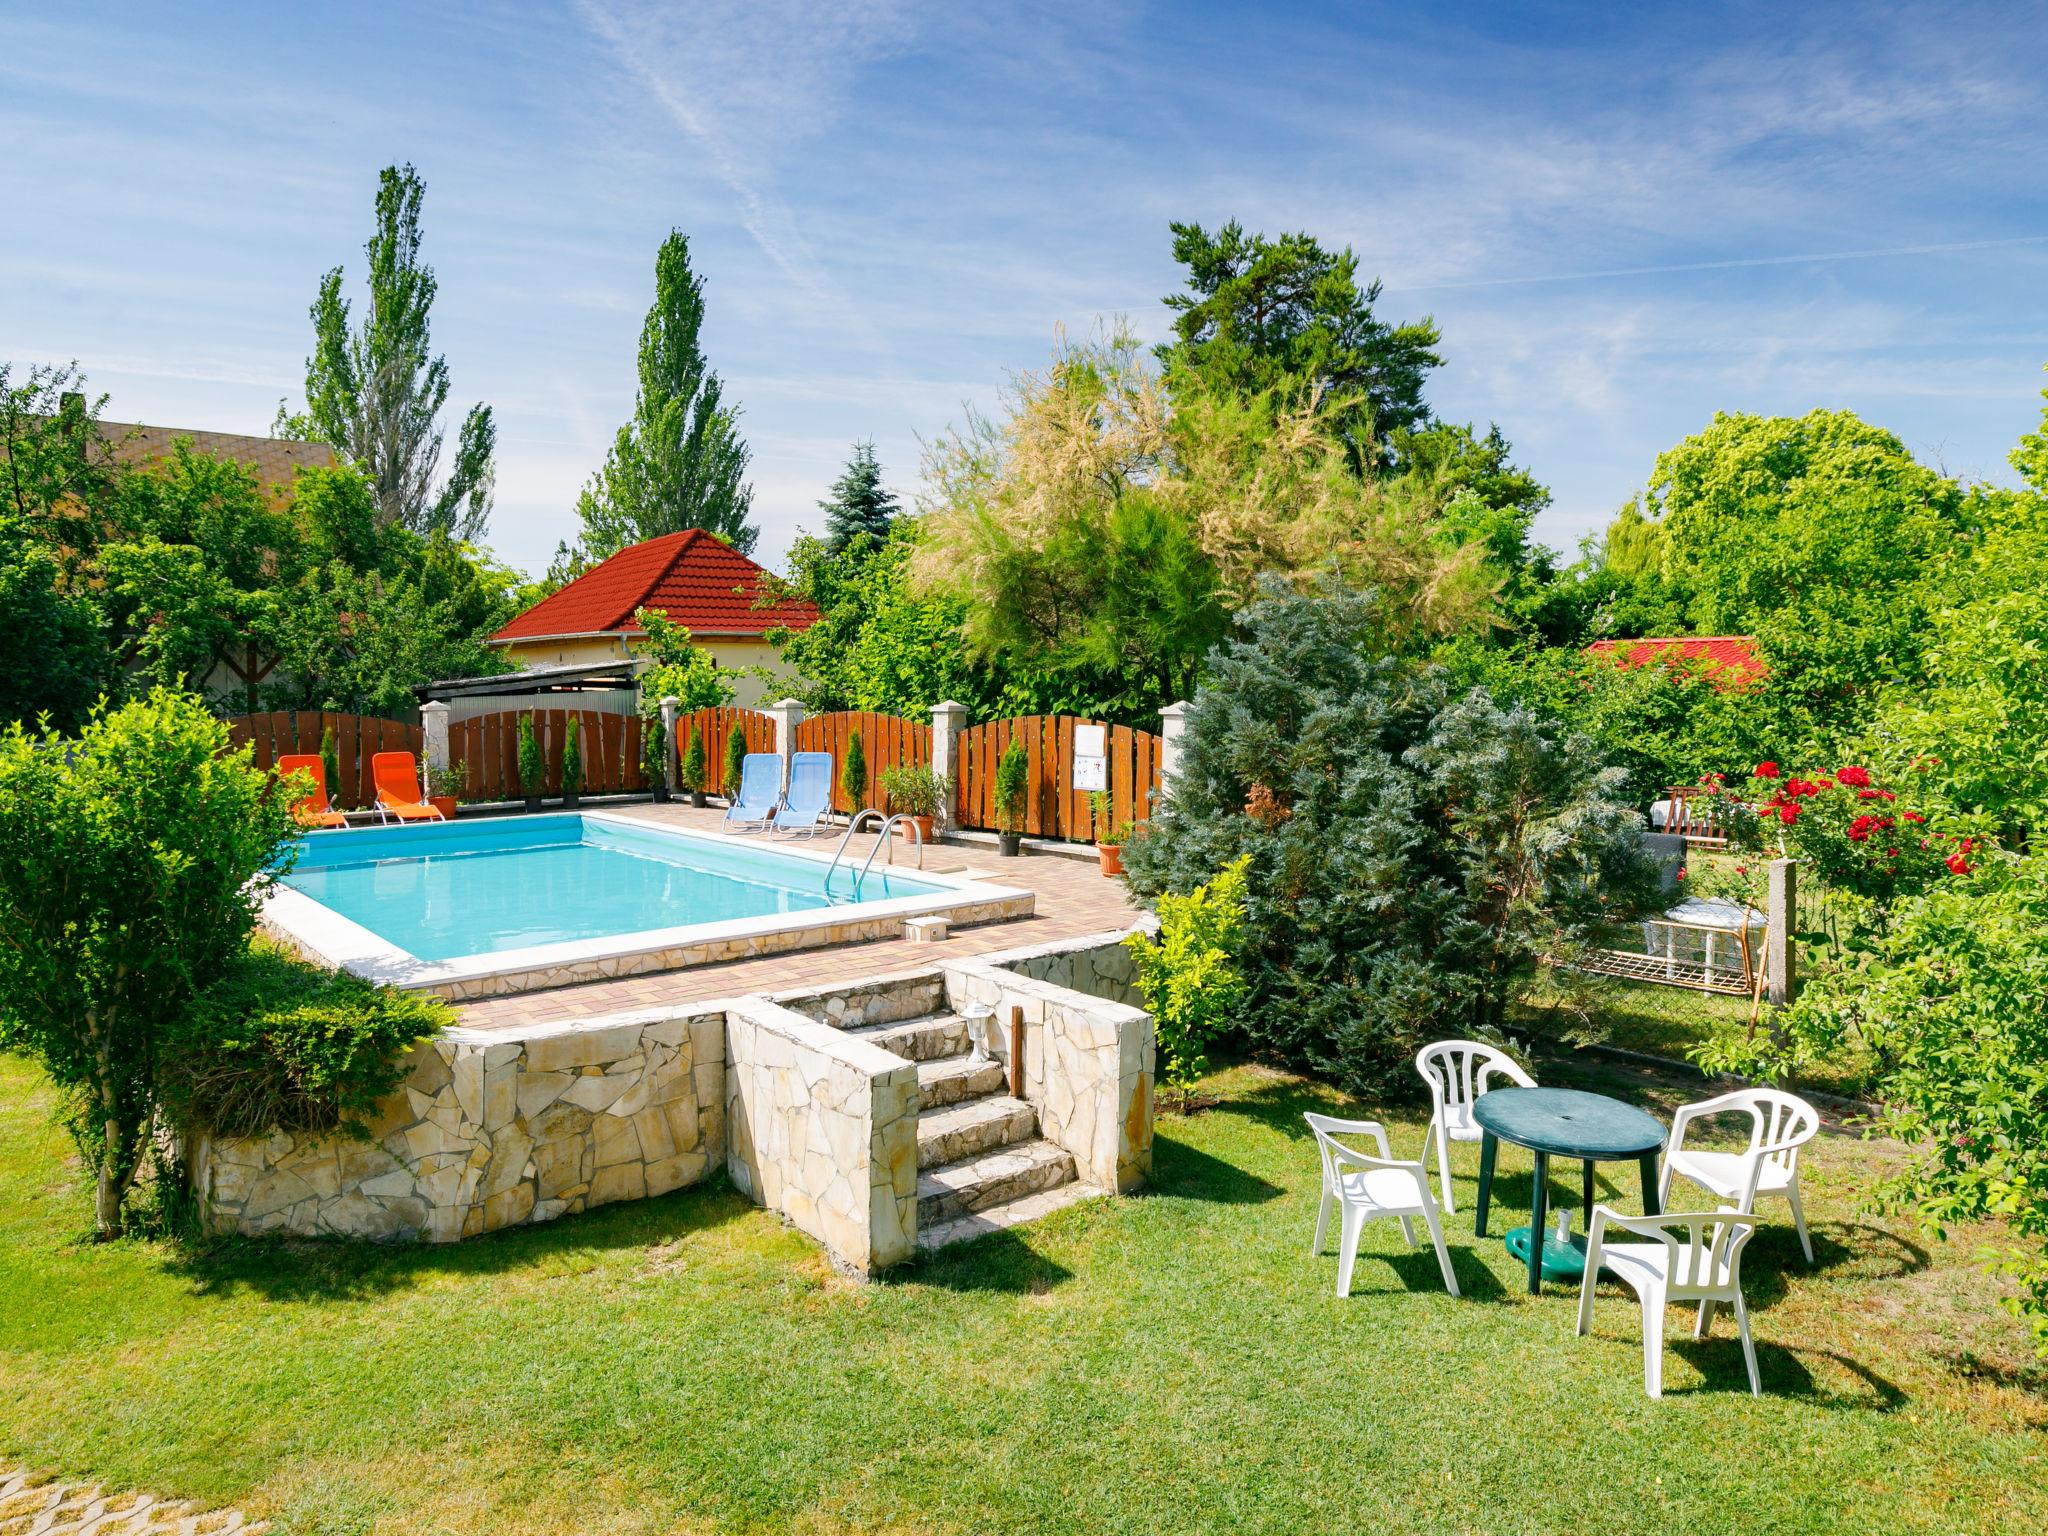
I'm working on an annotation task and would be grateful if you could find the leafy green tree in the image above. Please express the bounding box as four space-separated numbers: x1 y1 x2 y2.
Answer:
0 690 297 1236
0 511 105 730
1 360 122 570
1159 220 1443 469
631 606 734 711
572 231 754 560
284 163 495 539
820 440 899 555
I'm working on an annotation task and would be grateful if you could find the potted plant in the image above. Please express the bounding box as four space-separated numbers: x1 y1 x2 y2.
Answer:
841 729 867 819
427 759 464 821
680 722 708 808
994 739 1029 856
723 725 748 802
640 713 669 802
560 717 584 809
879 763 949 844
1092 789 1131 877
517 715 546 812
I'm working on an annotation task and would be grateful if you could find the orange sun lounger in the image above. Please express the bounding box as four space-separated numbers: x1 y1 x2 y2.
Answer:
276 753 349 829
371 751 446 822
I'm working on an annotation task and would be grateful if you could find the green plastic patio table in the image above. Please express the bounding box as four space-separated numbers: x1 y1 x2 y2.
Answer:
1472 1086 1665 1295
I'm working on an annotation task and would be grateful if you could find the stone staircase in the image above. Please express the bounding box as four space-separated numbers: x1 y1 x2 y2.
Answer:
848 1010 1103 1251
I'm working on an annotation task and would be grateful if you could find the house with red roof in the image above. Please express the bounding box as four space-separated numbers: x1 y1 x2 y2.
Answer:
1583 634 1763 689
491 530 817 705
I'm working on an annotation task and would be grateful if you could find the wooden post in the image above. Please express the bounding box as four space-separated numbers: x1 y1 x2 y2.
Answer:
1767 858 1798 1006
1009 1005 1025 1099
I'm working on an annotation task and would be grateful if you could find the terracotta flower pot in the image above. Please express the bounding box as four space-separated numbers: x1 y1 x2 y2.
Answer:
429 795 458 821
898 814 935 845
1097 842 1124 877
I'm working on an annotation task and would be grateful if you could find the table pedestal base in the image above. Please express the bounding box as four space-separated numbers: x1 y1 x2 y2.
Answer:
1503 1225 1590 1282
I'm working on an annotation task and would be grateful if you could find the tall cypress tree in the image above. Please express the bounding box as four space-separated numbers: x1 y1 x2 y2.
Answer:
819 440 899 554
574 231 755 560
288 164 496 539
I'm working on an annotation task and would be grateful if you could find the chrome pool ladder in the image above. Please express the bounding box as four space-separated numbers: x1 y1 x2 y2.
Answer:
822 809 925 897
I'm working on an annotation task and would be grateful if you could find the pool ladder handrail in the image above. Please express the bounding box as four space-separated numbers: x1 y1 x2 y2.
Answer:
822 809 925 897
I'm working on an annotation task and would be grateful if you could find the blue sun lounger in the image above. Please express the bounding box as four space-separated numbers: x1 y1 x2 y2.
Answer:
771 751 834 837
725 753 783 831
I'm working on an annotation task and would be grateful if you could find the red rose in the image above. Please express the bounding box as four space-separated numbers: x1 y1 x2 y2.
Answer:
1779 804 1801 825
1677 867 1688 880
1837 766 1871 788
1857 788 1882 800
1946 852 1971 875
1755 761 1780 779
1903 811 1925 824
1847 815 1874 842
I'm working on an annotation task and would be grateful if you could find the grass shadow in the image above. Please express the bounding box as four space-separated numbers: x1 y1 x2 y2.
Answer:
1147 1132 1285 1206
161 1174 760 1304
894 1227 1077 1295
1665 1335 1909 1411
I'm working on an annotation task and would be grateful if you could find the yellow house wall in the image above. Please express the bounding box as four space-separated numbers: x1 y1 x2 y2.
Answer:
495 635 793 708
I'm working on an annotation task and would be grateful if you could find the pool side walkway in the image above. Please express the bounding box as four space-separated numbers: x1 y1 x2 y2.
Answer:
452 801 1144 1031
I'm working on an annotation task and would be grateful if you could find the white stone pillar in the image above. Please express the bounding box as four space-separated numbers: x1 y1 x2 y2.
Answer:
420 701 450 799
769 698 805 794
930 700 967 833
658 695 681 796
1157 701 1191 808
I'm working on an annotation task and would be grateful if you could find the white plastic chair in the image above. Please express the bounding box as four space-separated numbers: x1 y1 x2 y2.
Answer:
1414 1040 1536 1214
1577 1205 1762 1398
1304 1113 1460 1299
1660 1088 1820 1263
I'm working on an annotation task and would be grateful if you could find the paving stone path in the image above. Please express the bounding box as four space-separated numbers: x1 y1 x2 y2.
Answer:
0 1466 262 1535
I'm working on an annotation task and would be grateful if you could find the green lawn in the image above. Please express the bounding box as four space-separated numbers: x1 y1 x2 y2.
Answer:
2 1048 2042 1536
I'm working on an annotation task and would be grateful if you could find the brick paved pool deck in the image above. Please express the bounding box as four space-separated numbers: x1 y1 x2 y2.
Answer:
453 802 1144 1031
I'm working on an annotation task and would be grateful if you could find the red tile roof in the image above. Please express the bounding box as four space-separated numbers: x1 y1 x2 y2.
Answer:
1584 635 1763 687
493 530 817 643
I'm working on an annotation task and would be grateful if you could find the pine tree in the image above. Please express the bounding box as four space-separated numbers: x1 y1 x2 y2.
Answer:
573 231 755 560
723 725 748 800
841 729 867 811
287 164 495 539
820 441 899 555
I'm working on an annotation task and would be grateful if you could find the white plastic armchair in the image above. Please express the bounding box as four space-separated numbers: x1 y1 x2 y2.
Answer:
1304 1113 1460 1299
1414 1040 1537 1214
1576 1204 1762 1398
1660 1088 1820 1263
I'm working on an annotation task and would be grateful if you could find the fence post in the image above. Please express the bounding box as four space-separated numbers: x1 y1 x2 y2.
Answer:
930 700 966 833
1767 858 1798 1006
420 701 450 798
769 698 804 794
659 696 681 796
1157 700 1191 802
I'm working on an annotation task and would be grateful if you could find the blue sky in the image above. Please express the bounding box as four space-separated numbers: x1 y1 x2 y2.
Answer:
4 1 2044 578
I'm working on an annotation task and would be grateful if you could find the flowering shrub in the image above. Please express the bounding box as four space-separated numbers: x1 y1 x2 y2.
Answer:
1728 759 1964 904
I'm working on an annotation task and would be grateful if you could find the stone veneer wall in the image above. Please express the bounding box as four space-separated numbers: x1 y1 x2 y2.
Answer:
988 924 1152 1009
723 998 920 1274
196 1008 726 1241
939 955 1154 1194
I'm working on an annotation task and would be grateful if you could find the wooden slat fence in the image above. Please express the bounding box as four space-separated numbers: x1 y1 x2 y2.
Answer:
447 709 647 799
674 706 776 797
792 710 932 814
226 710 421 811
954 715 1161 841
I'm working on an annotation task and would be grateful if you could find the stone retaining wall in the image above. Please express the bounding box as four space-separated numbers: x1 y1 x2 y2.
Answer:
197 1007 726 1241
989 924 1151 1009
940 956 1154 1194
724 998 920 1273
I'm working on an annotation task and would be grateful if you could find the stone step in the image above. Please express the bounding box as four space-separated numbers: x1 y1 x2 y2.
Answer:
917 1137 1077 1226
916 1094 1037 1170
917 1181 1108 1253
850 1013 972 1063
917 1052 1007 1109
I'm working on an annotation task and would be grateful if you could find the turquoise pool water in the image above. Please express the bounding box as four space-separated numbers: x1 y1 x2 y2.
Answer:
281 814 943 962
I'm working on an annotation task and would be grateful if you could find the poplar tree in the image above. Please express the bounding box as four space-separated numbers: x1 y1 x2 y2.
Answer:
573 231 755 559
290 164 496 539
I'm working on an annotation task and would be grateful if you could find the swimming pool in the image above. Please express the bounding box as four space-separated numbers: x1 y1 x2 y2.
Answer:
262 811 1033 999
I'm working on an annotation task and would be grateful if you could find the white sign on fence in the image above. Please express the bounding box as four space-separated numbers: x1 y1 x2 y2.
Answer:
1072 723 1107 792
